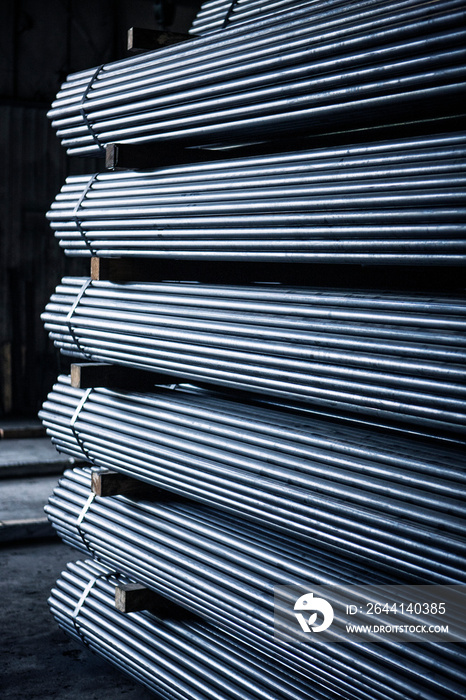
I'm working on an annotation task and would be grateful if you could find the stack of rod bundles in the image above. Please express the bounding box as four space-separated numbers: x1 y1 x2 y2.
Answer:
40 377 466 579
41 280 466 437
49 559 314 700
47 131 466 264
48 0 466 155
47 471 466 700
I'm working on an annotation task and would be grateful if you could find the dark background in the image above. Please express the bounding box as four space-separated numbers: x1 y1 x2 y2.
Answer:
0 0 202 418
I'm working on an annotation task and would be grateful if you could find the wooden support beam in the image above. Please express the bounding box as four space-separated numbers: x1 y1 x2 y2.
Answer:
115 583 185 616
105 142 214 171
91 255 321 285
106 116 466 171
91 256 164 282
71 362 173 391
91 255 283 284
104 139 316 172
91 470 165 500
91 256 466 290
127 27 192 53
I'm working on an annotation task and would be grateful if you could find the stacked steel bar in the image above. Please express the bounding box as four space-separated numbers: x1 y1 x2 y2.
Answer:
40 377 466 579
43 0 466 693
189 0 438 36
47 131 466 264
190 0 302 35
41 279 466 438
48 0 466 155
49 559 317 700
46 470 466 700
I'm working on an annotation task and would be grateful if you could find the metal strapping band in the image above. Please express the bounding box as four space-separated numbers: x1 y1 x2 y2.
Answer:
72 572 113 646
222 0 240 28
66 280 92 358
76 493 96 554
79 64 105 152
73 174 98 253
70 387 93 460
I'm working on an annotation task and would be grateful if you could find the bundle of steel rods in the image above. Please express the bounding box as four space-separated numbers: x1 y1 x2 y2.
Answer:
41 279 466 437
190 0 304 35
48 0 466 155
48 559 317 700
47 468 390 586
39 377 466 578
46 470 466 700
47 131 466 264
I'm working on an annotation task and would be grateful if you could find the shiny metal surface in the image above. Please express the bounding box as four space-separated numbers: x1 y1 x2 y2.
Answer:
40 377 466 579
47 132 466 263
49 559 314 700
46 471 466 699
42 280 466 437
48 0 466 155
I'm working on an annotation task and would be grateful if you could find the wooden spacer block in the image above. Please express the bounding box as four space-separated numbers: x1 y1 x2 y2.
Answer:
105 142 211 171
91 256 171 282
91 256 466 291
91 256 137 281
105 137 325 172
91 255 296 285
115 583 185 616
127 27 192 53
91 470 164 500
71 362 172 391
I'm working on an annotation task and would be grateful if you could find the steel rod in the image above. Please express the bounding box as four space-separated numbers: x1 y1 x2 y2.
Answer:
48 0 466 154
42 279 466 437
49 560 318 700
48 561 372 700
47 131 466 262
46 478 461 692
55 0 459 103
40 377 466 580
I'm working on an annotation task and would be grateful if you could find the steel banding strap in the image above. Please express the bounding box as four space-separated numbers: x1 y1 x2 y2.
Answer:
222 0 240 28
72 572 114 647
73 174 98 253
66 279 92 359
76 492 96 554
70 387 94 460
79 64 105 152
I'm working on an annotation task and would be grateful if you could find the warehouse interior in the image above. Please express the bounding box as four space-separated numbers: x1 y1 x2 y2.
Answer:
1 1 465 699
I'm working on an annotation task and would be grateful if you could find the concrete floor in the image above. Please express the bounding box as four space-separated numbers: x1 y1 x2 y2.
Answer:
1 539 154 699
0 443 73 542
0 437 77 479
0 427 154 698
0 475 58 521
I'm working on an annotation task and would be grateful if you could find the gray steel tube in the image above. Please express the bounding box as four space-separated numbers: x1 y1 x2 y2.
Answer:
49 560 392 700
48 0 466 154
42 279 466 437
190 0 374 35
49 559 318 700
48 130 466 262
54 0 458 107
39 377 466 579
46 472 466 699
